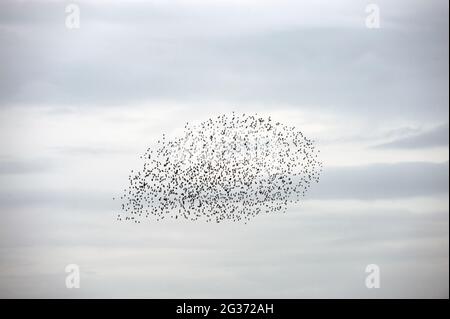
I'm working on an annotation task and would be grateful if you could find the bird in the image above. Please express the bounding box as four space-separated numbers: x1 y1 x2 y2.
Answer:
115 113 322 224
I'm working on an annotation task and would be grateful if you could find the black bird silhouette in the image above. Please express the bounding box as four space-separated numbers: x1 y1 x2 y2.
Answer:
115 113 322 223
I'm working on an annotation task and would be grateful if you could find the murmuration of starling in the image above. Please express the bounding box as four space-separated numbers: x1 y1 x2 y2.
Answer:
115 113 322 224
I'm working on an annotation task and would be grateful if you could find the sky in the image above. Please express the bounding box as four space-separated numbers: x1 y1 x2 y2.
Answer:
0 0 448 298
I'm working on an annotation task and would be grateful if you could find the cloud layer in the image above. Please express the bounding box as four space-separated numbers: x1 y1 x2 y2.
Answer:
0 0 448 298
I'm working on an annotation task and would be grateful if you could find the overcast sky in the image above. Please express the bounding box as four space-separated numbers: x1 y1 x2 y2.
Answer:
0 0 448 298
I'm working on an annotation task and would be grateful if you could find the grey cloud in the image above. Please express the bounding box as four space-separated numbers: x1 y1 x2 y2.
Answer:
50 146 131 156
0 206 447 298
0 158 54 175
0 161 447 210
374 123 449 149
0 0 448 299
0 190 114 210
310 161 449 200
0 0 448 123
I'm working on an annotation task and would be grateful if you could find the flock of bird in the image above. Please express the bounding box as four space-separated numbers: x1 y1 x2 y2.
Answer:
116 113 322 223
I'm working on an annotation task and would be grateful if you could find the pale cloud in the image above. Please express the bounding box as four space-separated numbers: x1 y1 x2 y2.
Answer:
374 124 449 149
0 0 448 298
